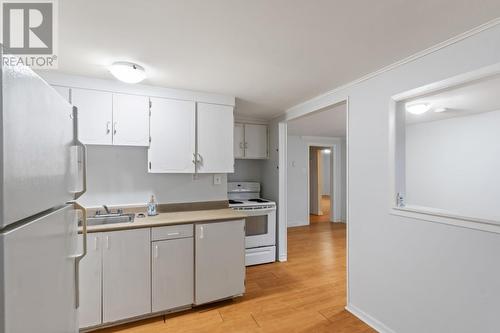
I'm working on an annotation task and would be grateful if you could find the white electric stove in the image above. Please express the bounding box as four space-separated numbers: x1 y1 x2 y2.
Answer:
228 182 277 266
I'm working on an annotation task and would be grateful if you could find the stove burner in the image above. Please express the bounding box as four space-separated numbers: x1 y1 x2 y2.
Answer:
229 200 243 204
248 199 269 203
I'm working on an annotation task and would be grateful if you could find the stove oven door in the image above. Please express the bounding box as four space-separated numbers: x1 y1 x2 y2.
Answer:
242 207 276 248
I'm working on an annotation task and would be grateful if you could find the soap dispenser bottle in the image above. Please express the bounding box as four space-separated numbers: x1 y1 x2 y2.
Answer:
147 195 158 216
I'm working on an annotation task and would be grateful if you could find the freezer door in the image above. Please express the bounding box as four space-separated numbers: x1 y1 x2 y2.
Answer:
0 205 79 333
1 65 76 229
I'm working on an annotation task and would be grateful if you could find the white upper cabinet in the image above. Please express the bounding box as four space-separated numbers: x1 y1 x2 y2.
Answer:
112 94 150 146
234 123 245 159
197 103 234 173
148 98 196 173
72 88 113 145
72 88 150 146
244 124 268 159
234 123 268 159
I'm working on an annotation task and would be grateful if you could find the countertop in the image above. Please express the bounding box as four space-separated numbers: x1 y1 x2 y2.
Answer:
80 208 247 233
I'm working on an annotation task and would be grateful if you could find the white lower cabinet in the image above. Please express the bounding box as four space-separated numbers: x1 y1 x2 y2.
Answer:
79 222 244 329
78 233 102 329
195 220 245 305
152 237 194 312
102 229 151 323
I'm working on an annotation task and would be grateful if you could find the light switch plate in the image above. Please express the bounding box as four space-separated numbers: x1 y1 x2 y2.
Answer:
213 174 222 185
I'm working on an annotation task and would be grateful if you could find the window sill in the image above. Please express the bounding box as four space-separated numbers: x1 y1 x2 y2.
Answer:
390 205 500 234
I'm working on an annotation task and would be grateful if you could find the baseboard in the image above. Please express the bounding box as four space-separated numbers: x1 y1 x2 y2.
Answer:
278 254 287 262
346 303 396 333
287 220 309 227
333 219 346 223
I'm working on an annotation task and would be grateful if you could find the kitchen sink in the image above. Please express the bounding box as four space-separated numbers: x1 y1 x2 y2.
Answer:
86 213 135 226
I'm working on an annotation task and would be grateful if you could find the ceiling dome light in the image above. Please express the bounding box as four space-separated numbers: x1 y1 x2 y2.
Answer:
323 149 331 154
109 62 146 83
405 103 430 115
434 107 448 113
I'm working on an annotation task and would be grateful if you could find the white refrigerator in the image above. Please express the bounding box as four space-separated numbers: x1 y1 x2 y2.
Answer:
0 62 87 332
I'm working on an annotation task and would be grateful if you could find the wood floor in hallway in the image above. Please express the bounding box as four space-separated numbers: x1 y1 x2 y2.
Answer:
310 195 332 223
94 222 374 333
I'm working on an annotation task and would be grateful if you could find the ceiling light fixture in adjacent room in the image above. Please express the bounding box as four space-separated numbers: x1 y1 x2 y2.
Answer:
323 149 331 154
405 103 431 115
109 61 146 83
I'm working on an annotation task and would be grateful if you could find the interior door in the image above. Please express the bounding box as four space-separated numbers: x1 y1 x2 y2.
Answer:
148 98 196 173
234 123 245 158
1 66 75 228
244 124 268 159
197 102 234 173
112 94 150 146
102 229 151 323
0 205 78 333
72 88 113 145
195 220 245 305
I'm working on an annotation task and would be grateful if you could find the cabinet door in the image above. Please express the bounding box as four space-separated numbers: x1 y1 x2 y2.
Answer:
78 233 102 329
148 98 196 173
52 85 71 102
244 124 268 159
152 238 194 312
72 88 113 145
195 220 245 305
197 103 234 173
102 229 151 323
234 123 245 159
112 94 150 146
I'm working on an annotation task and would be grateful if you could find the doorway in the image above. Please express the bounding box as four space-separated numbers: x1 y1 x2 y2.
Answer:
309 146 334 223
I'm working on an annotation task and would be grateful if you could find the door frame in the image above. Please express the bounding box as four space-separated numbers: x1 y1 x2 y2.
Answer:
307 143 336 223
278 97 350 302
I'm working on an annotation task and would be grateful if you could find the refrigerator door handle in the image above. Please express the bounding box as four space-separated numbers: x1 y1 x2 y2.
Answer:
73 106 87 199
73 202 87 309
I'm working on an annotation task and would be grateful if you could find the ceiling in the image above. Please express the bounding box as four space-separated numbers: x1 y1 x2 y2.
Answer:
51 0 500 119
404 73 500 124
288 102 346 137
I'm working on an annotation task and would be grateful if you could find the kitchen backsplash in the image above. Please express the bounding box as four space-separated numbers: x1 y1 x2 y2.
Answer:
77 146 228 207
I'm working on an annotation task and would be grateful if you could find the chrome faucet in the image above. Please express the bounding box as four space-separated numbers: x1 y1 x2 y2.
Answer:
103 205 111 214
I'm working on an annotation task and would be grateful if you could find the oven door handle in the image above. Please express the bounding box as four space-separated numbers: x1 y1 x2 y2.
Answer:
237 208 276 215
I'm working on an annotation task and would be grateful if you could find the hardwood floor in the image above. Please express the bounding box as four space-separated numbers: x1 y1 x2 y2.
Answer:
95 222 374 333
310 195 332 223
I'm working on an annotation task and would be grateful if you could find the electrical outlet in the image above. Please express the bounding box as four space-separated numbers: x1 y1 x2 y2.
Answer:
213 174 222 185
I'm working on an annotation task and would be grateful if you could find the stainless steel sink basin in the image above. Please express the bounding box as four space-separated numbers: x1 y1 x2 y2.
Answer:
86 213 135 226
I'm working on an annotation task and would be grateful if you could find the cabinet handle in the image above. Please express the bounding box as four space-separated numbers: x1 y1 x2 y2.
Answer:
239 142 244 149
154 245 159 259
106 236 110 250
113 122 117 135
244 142 248 148
199 226 204 239
167 232 180 236
106 121 111 134
192 153 197 165
94 236 99 251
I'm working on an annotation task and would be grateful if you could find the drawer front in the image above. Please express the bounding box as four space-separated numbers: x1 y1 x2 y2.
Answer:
152 224 193 241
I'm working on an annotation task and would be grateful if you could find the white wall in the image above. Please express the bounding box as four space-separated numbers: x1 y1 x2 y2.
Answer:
228 159 265 183
406 109 500 221
322 150 331 195
280 22 500 333
287 136 309 227
78 146 227 207
286 136 346 227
